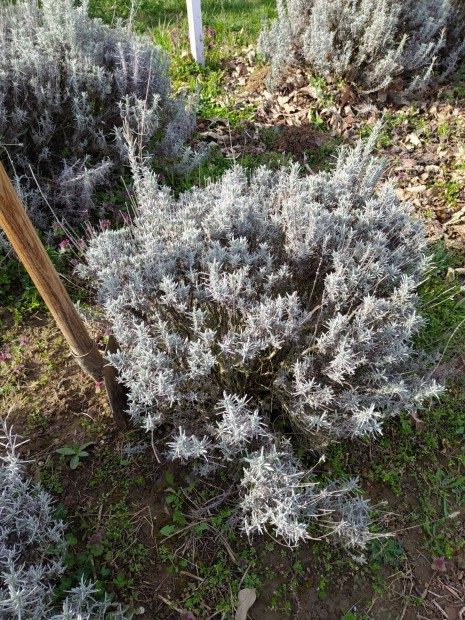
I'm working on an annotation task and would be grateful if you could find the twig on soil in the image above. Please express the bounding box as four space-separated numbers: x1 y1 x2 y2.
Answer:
432 598 449 618
228 582 235 620
439 580 462 599
428 589 444 598
157 594 184 614
142 505 155 538
179 569 203 581
216 533 239 565
238 563 251 590
161 518 211 541
150 429 161 463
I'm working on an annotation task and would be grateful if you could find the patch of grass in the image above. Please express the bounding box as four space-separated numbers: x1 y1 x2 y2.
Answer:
367 538 405 568
156 473 265 617
41 458 65 495
260 126 281 148
169 57 257 125
445 61 465 100
307 75 335 108
305 137 342 170
0 243 86 323
168 148 292 194
433 177 462 208
359 112 410 148
416 243 465 354
0 254 47 321
438 123 452 139
359 109 437 149
240 151 292 171
90 0 274 128
155 466 395 617
89 0 275 46
25 407 49 433
0 328 68 400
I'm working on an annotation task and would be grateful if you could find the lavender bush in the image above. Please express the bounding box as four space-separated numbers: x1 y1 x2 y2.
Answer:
0 0 200 233
80 132 441 545
259 0 465 92
0 420 131 619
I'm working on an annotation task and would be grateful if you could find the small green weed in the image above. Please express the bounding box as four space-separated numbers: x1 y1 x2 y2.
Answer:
0 243 84 322
25 408 48 432
305 137 342 170
56 441 95 470
429 172 462 208
43 436 151 607
41 458 65 495
367 539 405 568
438 123 452 139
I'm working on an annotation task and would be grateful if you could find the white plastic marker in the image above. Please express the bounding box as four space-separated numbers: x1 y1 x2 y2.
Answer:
186 0 205 66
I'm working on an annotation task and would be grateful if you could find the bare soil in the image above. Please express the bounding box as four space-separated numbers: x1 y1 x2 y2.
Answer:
1 311 464 619
273 125 329 157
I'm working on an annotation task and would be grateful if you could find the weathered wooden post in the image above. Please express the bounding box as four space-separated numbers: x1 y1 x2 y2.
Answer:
0 163 129 429
186 0 205 66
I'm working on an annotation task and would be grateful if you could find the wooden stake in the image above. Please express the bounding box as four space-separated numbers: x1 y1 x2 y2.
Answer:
0 163 128 428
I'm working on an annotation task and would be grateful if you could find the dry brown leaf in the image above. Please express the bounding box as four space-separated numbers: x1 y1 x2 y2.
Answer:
298 84 318 98
339 84 356 110
235 588 256 620
201 131 227 141
410 410 424 430
407 133 421 147
449 225 465 241
401 158 418 168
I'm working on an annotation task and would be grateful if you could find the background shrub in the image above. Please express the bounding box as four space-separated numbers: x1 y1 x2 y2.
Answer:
80 131 440 544
258 0 465 92
0 0 199 234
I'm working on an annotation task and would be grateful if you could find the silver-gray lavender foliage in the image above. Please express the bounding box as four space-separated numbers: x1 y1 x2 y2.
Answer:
259 0 465 92
0 0 198 232
0 421 131 619
81 132 440 545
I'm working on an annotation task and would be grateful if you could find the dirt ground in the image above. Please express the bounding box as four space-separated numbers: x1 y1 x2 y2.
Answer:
1 308 464 619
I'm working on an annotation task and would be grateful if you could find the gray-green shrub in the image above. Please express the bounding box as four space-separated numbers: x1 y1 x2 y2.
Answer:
0 0 199 233
80 132 441 545
259 0 465 92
